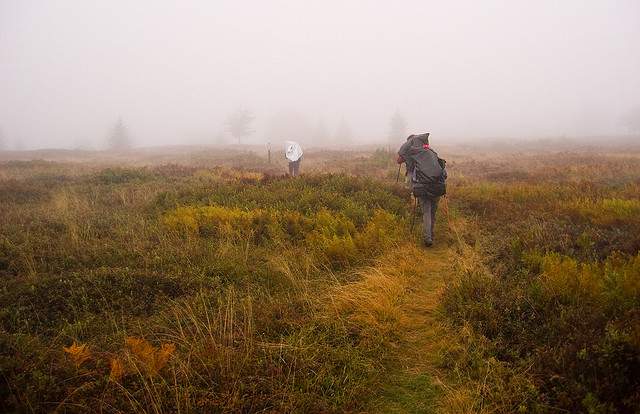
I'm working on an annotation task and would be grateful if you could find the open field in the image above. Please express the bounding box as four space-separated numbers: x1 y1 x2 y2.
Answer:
1 144 639 413
443 149 640 413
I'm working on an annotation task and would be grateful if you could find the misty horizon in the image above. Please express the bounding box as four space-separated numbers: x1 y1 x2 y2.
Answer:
1 0 640 150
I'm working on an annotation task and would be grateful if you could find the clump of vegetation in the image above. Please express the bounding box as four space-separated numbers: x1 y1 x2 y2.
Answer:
443 152 640 413
2 149 639 413
0 159 412 412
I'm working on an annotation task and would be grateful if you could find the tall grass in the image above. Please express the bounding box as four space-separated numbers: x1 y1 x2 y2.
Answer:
0 160 414 412
443 152 640 413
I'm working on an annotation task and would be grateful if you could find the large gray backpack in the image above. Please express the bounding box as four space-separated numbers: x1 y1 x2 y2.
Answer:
400 134 447 198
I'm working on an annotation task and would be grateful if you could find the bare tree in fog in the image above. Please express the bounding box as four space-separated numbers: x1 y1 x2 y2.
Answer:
108 118 132 150
0 127 5 150
388 111 408 148
225 109 255 145
334 117 353 145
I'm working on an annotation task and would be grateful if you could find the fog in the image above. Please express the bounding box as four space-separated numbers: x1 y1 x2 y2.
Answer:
1 0 639 149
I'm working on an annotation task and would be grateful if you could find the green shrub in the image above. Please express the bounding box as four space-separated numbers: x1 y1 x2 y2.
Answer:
93 167 155 184
443 250 640 413
445 153 640 412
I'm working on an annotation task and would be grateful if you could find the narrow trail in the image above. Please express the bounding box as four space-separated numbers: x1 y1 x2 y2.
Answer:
368 242 454 413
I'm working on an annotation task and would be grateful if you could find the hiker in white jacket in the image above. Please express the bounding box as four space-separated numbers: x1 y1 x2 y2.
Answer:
285 141 303 177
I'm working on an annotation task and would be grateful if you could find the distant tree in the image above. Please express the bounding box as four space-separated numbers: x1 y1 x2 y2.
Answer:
225 108 255 145
0 127 5 150
108 118 132 150
388 111 408 148
623 105 640 134
334 117 353 144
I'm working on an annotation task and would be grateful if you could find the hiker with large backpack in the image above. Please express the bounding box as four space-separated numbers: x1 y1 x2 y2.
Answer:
397 133 447 247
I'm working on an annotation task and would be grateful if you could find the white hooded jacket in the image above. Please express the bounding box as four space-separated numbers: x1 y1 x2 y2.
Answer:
284 141 303 162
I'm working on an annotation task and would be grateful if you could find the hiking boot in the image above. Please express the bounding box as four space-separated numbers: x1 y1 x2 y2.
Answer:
423 239 433 248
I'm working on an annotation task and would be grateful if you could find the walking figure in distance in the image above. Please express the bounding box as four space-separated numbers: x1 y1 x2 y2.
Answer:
285 141 303 177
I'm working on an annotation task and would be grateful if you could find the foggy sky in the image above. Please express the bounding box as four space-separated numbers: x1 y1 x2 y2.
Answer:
1 0 639 149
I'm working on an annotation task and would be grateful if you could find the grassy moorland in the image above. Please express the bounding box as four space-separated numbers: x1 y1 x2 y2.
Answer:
442 150 640 413
0 157 416 412
0 145 639 413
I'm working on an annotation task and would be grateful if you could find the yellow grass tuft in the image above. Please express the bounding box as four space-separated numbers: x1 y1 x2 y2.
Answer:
125 337 176 376
63 341 91 368
109 357 125 382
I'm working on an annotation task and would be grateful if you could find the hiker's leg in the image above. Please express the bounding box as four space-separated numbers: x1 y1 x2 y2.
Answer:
419 196 433 243
288 162 294 176
293 161 300 176
431 197 440 240
296 160 301 176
